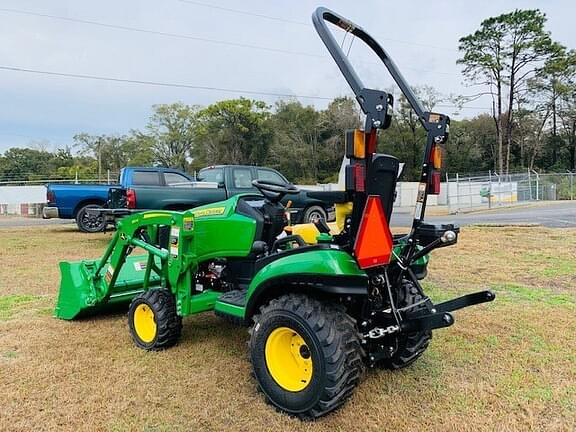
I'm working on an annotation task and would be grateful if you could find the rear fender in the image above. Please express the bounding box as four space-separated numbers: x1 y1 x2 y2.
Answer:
244 248 367 320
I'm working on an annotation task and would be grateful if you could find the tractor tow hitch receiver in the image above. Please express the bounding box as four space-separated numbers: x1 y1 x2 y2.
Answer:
54 6 496 419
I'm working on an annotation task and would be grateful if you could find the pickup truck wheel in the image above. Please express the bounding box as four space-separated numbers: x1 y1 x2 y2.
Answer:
303 205 327 224
76 204 106 233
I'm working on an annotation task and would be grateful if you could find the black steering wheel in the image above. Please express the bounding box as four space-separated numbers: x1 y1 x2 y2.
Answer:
252 179 300 203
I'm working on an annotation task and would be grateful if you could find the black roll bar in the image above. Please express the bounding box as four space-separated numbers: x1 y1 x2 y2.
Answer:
312 7 427 127
312 6 451 239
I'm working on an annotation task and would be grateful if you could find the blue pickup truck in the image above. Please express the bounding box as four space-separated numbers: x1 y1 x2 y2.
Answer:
43 167 195 232
44 165 336 232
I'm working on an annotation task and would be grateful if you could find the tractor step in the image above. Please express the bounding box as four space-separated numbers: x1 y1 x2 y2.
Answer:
214 289 247 324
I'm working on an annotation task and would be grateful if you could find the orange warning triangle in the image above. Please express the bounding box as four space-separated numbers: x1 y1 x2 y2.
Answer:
353 195 393 269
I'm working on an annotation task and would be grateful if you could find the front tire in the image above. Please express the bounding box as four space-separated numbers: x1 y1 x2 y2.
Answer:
128 289 182 350
249 294 364 419
76 203 106 233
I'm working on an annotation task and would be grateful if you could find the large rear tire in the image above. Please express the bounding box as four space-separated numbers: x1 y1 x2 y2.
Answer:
128 289 182 350
378 280 432 369
249 294 364 419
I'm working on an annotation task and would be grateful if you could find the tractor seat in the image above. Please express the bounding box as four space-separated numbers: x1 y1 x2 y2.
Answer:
236 196 288 251
259 200 288 247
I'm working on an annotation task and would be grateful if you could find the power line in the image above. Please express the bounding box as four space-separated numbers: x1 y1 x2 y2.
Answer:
0 7 461 77
0 64 334 100
175 0 460 53
176 0 309 26
437 104 490 110
0 7 322 59
0 132 47 139
0 64 492 111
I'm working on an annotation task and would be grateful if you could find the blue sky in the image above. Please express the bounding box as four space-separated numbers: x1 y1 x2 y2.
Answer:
0 0 574 153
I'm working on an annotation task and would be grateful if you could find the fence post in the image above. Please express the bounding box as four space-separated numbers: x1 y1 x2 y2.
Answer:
469 177 473 209
509 173 513 205
527 168 532 200
446 173 450 210
488 170 492 209
456 173 460 212
570 171 574 201
498 173 502 207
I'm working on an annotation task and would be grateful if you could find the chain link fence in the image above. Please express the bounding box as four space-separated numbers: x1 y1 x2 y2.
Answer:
443 170 575 213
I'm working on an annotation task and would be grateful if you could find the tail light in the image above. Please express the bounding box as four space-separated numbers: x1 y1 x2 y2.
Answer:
126 188 136 209
430 144 443 170
46 190 55 204
366 129 377 154
428 144 443 195
344 128 374 194
429 171 441 194
353 163 365 192
345 129 366 159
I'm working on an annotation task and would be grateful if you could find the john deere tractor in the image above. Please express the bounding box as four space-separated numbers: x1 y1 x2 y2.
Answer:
55 7 495 418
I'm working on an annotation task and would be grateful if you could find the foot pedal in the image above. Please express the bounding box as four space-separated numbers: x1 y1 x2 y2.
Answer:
214 289 247 325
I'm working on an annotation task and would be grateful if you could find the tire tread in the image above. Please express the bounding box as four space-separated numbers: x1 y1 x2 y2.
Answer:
250 294 365 419
128 288 182 350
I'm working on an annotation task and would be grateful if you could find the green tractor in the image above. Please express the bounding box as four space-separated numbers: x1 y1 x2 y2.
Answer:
55 7 495 418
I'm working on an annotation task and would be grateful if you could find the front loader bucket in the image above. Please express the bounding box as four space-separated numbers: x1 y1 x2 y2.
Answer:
55 255 160 320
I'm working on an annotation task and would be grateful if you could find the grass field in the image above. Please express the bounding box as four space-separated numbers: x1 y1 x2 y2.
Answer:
0 224 575 431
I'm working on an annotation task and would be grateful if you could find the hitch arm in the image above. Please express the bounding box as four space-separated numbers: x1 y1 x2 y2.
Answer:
400 291 495 332
401 311 454 332
433 290 496 313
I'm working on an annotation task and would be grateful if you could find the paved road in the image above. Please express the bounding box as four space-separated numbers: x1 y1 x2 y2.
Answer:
0 217 74 228
391 201 576 228
1 202 574 229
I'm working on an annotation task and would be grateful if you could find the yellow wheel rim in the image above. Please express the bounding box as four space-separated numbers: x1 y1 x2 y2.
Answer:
265 327 313 392
133 303 157 343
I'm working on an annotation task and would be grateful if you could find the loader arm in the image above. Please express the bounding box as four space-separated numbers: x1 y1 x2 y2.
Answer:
55 210 198 319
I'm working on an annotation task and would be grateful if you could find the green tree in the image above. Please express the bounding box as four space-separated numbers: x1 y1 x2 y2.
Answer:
123 132 155 167
317 97 361 182
194 98 273 168
144 102 199 170
0 147 53 181
268 100 322 183
445 115 495 175
458 9 564 174
558 88 576 170
74 132 154 177
379 86 441 180
529 50 576 170
268 97 360 183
